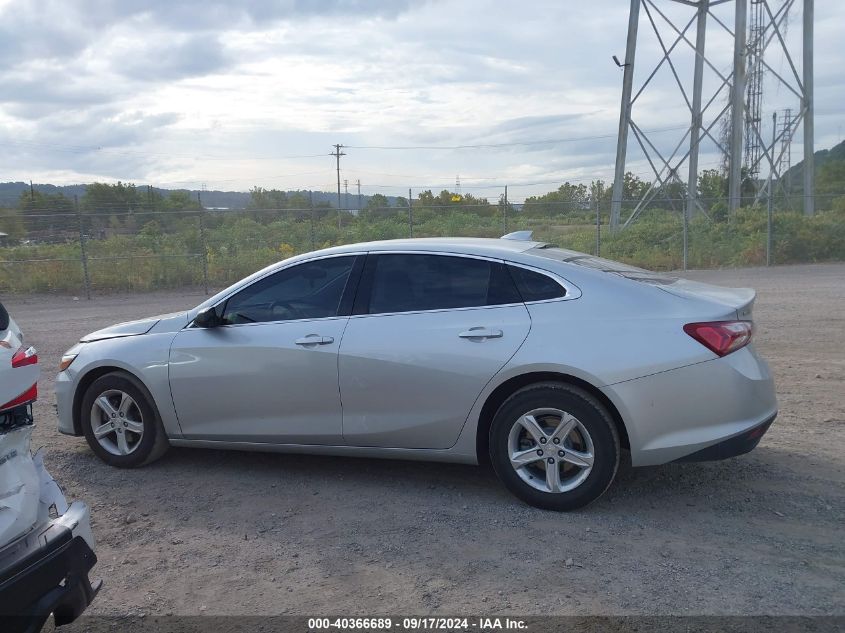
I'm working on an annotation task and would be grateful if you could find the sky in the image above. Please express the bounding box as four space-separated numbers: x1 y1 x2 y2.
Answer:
0 0 842 202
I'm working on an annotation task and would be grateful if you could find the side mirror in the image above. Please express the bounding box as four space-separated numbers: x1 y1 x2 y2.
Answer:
193 306 223 328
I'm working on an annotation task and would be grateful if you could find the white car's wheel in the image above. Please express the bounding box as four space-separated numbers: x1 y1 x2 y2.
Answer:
81 372 169 468
490 382 619 511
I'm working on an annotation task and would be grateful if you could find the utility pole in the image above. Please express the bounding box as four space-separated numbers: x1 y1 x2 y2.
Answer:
768 112 776 266
594 182 602 257
803 0 814 216
408 188 413 238
502 185 508 234
331 144 345 228
344 179 349 213
197 191 209 294
357 179 362 213
30 180 34 202
309 190 316 250
74 195 91 300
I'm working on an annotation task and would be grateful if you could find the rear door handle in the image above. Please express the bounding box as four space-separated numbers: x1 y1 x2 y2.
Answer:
295 335 335 346
458 327 503 339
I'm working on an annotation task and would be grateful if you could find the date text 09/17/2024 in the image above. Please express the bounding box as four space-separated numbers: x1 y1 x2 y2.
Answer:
307 617 528 631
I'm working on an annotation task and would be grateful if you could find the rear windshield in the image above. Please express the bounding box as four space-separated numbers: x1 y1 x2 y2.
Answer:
529 247 678 285
0 302 8 331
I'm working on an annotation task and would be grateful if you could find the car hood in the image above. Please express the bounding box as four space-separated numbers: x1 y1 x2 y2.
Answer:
80 311 188 343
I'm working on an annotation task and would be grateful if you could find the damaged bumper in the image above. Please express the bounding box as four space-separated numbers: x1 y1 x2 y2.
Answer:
0 408 100 632
0 504 101 633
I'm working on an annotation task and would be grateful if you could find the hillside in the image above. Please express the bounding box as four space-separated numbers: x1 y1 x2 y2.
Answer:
0 182 392 210
781 138 845 192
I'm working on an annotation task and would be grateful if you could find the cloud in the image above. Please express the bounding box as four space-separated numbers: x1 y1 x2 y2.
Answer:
112 33 232 81
0 0 840 198
65 0 420 31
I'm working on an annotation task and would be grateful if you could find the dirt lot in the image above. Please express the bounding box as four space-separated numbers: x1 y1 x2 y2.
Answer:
4 263 844 617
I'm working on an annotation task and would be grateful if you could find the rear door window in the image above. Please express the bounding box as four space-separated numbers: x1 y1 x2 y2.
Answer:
366 254 520 314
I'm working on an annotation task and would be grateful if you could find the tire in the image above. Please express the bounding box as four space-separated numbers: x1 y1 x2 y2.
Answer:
80 371 169 468
489 382 620 511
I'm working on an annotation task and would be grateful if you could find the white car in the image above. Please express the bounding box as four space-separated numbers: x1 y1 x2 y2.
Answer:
0 301 100 631
56 236 777 510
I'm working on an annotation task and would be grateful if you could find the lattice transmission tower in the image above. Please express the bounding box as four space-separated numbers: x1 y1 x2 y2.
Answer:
609 0 815 233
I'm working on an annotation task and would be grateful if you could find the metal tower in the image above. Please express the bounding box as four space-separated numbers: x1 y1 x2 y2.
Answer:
777 107 796 186
610 0 815 232
744 0 766 181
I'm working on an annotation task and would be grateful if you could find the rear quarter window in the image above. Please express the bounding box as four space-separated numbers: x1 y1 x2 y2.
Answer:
0 302 8 331
507 265 566 302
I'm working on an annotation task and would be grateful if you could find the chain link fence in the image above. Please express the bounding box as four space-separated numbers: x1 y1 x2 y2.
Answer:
1 194 843 296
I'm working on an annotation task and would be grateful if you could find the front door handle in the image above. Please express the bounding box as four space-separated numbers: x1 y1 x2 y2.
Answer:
458 327 503 340
295 335 335 346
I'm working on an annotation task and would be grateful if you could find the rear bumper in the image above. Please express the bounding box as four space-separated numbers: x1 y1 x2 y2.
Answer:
0 503 100 633
602 345 778 466
674 413 776 462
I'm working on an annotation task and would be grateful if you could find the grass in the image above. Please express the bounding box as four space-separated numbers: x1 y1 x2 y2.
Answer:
1 205 843 294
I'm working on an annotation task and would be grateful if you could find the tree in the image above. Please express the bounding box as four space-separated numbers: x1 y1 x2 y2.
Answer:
817 159 845 209
0 207 25 241
359 194 394 220
163 191 200 211
522 182 589 217
247 187 288 211
17 190 74 232
82 182 141 212
697 169 727 209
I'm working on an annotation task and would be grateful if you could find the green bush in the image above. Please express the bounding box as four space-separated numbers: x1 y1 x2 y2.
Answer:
1 205 843 294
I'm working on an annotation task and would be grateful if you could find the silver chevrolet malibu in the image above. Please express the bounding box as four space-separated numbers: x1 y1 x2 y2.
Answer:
56 236 777 510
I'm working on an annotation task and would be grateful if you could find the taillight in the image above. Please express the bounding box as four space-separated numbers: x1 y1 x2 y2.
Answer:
0 383 37 411
683 321 754 357
11 345 38 368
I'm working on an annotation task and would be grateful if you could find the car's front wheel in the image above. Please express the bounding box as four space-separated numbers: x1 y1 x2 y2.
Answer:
81 372 169 468
489 382 619 511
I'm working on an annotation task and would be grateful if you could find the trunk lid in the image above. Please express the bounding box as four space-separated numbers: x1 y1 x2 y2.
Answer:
658 279 755 320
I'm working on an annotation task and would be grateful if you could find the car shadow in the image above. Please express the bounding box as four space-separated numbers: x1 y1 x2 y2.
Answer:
65 440 820 527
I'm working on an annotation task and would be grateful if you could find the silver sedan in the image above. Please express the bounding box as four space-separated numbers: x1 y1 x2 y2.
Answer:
56 236 777 510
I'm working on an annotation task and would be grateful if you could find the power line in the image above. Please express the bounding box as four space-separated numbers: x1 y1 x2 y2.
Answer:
344 125 688 150
0 138 330 162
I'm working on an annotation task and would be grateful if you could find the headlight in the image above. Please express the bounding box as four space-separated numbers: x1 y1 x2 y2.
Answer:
59 354 78 372
59 344 83 372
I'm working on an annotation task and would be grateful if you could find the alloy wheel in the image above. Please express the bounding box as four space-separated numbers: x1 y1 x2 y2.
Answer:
89 389 145 456
507 407 595 493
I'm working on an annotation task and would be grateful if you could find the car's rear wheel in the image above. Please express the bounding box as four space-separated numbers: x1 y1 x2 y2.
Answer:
81 372 169 468
489 382 619 511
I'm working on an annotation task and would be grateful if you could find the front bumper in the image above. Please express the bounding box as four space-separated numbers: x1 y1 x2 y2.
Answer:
55 370 78 436
0 503 101 633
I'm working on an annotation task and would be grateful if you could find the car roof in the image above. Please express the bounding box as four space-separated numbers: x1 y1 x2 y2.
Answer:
306 237 544 258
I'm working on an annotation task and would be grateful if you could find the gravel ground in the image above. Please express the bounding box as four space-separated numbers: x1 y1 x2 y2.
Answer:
4 263 844 617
